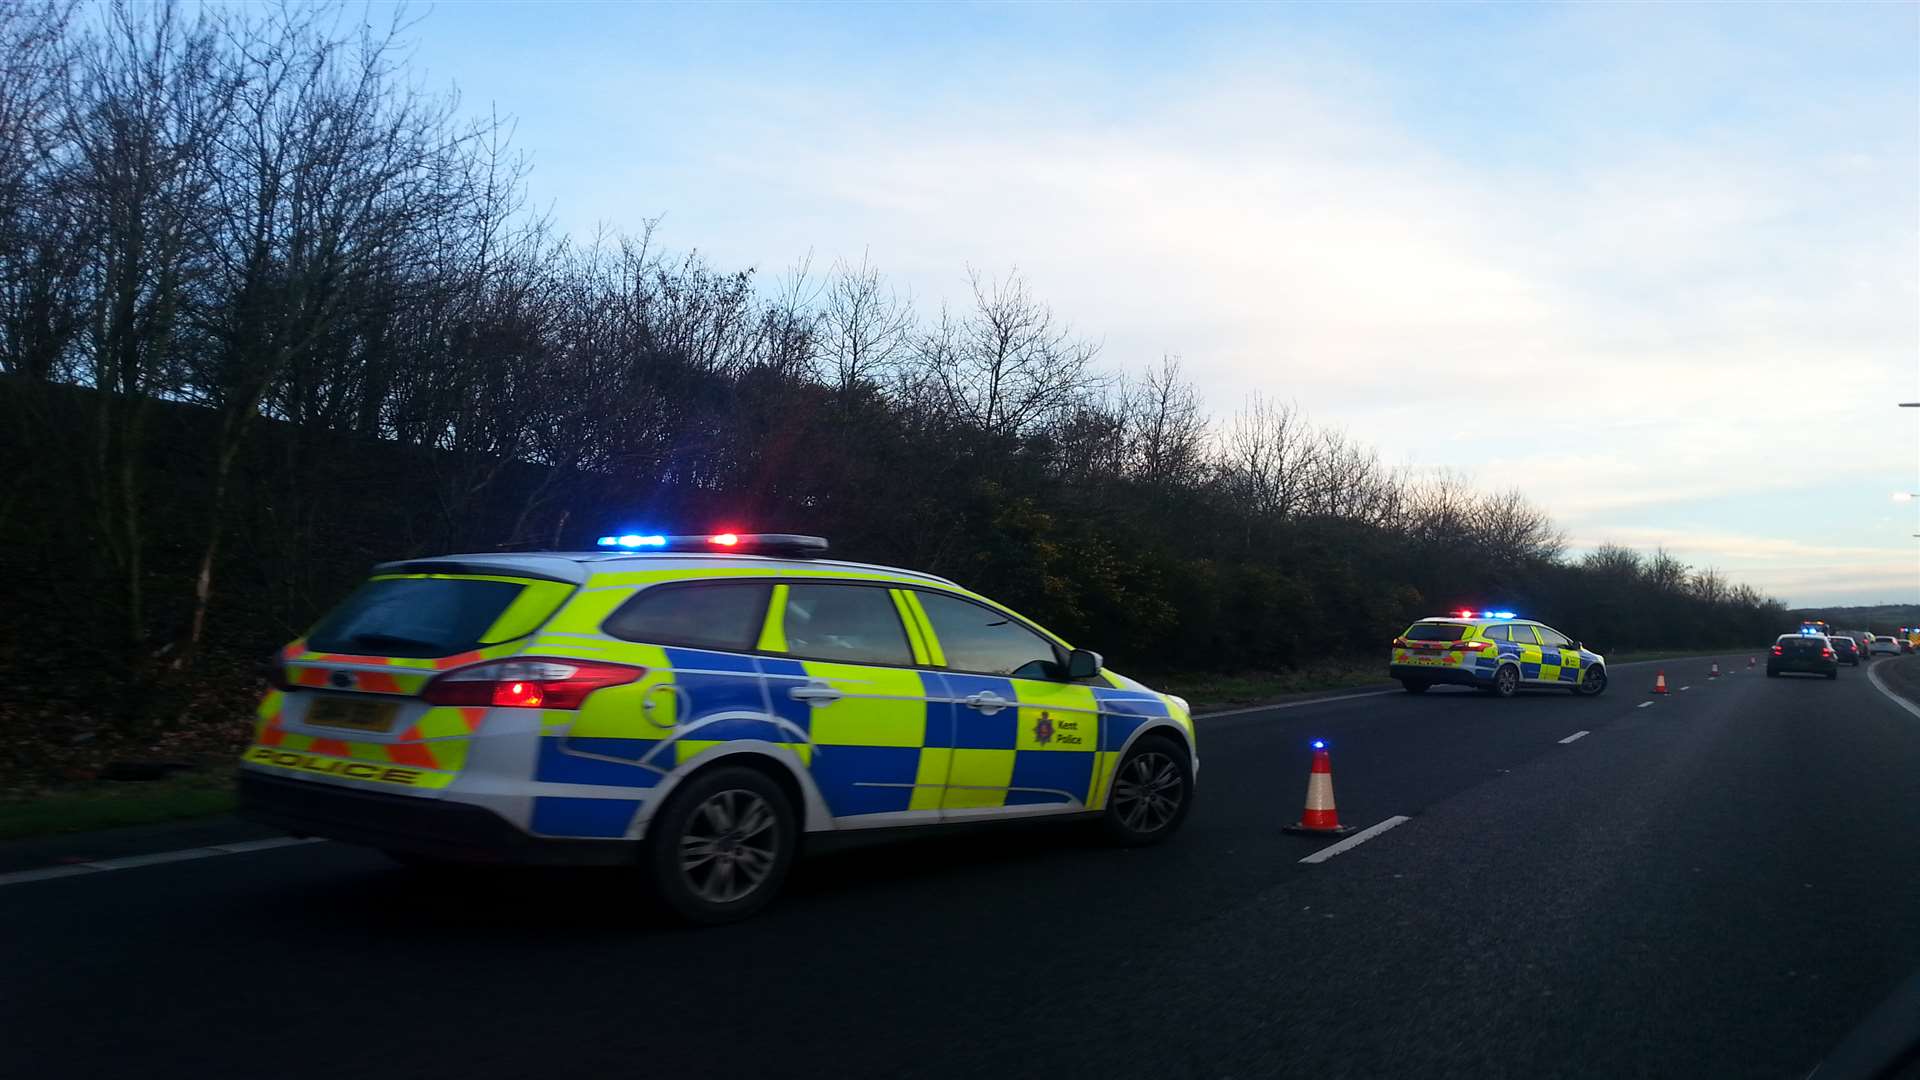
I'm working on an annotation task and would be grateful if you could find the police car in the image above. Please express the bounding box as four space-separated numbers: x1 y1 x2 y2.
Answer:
1389 610 1608 698
239 533 1197 922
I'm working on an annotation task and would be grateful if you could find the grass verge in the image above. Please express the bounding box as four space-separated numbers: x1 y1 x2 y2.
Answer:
0 768 237 842
1155 663 1392 711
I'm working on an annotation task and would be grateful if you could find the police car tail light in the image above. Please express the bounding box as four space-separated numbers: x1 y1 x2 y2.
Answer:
1771 645 1784 655
1448 640 1491 652
421 659 644 710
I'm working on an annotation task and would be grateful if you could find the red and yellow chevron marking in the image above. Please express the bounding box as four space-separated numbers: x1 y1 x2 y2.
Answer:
241 692 477 782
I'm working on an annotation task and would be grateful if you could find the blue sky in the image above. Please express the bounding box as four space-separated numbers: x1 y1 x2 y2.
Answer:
397 1 1918 607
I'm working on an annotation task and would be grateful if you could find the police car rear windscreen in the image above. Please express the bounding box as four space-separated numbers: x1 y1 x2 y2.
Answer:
307 577 533 658
1404 624 1469 641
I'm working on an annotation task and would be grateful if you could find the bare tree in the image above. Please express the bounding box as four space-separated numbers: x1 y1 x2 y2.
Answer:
59 0 233 660
1219 395 1317 518
820 251 912 398
921 268 1103 437
178 1 496 659
1122 356 1209 488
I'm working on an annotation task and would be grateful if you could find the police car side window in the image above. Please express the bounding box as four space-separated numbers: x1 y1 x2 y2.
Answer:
1537 627 1573 649
603 582 771 651
781 583 915 666
1508 625 1541 645
915 590 1060 678
1483 625 1509 642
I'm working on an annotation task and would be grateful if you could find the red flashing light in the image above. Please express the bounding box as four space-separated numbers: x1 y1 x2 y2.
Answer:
711 533 740 547
1454 609 1475 619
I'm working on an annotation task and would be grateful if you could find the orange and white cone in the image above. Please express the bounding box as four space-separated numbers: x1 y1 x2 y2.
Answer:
1284 741 1357 836
1709 662 1721 679
1653 671 1670 694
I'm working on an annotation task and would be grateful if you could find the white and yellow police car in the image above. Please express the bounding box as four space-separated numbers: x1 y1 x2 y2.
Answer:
1389 610 1608 698
239 533 1196 922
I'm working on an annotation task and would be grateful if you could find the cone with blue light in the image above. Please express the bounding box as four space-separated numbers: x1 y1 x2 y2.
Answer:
1284 740 1357 836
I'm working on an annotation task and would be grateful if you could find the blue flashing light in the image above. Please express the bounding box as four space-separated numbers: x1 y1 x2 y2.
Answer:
597 533 667 549
1492 610 1516 620
1310 739 1326 750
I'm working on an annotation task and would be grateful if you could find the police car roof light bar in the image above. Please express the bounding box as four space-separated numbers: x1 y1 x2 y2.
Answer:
595 533 830 557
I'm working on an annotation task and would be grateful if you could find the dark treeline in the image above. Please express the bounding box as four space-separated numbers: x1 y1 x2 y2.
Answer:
0 2 1783 757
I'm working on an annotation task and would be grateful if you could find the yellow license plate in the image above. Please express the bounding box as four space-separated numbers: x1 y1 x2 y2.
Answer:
1408 655 1450 666
307 697 399 733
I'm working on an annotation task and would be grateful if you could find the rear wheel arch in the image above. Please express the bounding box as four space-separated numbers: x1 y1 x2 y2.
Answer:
641 740 828 837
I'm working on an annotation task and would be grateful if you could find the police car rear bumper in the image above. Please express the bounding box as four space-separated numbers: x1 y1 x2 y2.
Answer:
237 772 637 866
1389 663 1491 688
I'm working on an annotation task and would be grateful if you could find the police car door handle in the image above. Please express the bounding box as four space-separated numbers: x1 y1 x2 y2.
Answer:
789 681 843 706
964 692 1009 714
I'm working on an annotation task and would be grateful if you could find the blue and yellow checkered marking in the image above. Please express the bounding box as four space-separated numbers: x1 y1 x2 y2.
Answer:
530 642 1166 830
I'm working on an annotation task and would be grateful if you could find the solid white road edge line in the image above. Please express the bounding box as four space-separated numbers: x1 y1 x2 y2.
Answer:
0 836 323 889
1558 730 1590 744
1636 701 1654 709
1299 815 1411 865
1197 689 1398 719
1867 661 1920 721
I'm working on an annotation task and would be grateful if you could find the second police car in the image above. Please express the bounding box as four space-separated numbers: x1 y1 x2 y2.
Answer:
1389 610 1608 698
238 532 1197 922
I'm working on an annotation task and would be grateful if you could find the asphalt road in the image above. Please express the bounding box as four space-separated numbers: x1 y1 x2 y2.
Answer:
7 652 1920 1080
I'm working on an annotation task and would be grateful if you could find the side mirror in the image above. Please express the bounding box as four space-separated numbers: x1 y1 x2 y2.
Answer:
1065 648 1103 680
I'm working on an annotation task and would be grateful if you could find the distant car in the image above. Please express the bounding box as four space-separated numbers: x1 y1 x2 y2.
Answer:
1870 635 1903 657
1830 636 1862 666
1852 631 1877 660
1768 634 1838 679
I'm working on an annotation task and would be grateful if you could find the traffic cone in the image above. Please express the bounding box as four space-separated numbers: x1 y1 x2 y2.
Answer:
1653 671 1670 694
1709 662 1721 679
1284 740 1357 836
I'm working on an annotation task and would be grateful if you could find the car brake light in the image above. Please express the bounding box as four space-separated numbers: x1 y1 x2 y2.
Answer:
1392 637 1408 648
1771 645 1783 655
421 659 645 710
1821 648 1833 658
1450 640 1491 652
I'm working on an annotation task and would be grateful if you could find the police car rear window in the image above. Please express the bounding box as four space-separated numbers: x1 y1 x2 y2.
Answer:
1404 624 1467 641
307 577 528 658
603 582 772 651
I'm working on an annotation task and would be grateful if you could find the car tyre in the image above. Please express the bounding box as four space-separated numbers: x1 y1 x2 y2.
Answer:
1573 665 1607 697
1489 664 1520 699
1827 670 1838 680
1102 735 1193 847
647 765 797 925
1765 667 1779 678
1400 679 1430 694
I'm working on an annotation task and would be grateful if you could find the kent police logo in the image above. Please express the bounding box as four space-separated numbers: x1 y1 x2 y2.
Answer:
1033 712 1054 745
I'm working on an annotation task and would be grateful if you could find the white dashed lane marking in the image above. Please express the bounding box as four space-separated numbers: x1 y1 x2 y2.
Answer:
1558 730 1590 744
1299 815 1412 865
1637 701 1655 709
